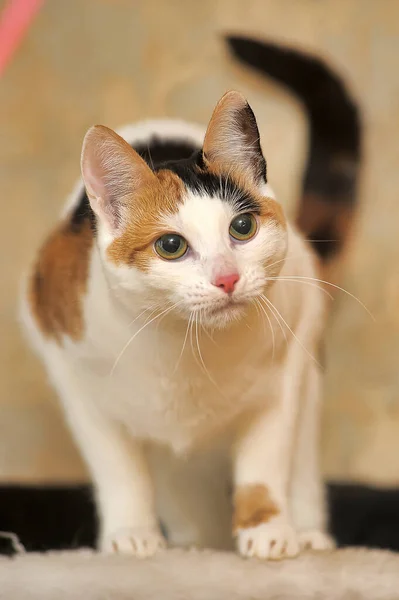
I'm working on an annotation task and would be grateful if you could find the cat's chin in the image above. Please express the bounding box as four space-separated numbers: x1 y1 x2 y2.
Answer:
199 302 247 329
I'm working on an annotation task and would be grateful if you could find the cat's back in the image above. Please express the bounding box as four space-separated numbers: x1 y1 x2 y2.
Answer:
20 119 205 351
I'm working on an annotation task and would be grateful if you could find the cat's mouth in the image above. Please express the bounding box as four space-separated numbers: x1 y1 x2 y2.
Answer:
189 297 250 328
207 298 247 316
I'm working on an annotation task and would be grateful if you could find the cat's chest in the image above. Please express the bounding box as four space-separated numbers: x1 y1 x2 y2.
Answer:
98 325 280 451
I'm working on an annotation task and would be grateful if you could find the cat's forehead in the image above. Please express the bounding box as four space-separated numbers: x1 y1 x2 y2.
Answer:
106 160 285 271
165 192 235 255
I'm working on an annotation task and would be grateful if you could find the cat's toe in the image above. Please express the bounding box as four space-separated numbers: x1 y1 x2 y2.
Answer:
236 518 300 561
298 530 335 552
101 527 166 558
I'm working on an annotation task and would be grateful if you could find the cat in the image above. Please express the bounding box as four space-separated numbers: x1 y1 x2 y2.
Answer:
20 39 360 560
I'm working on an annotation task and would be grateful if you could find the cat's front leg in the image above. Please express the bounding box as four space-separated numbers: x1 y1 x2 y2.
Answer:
233 398 300 561
95 434 166 557
290 361 335 552
54 370 165 557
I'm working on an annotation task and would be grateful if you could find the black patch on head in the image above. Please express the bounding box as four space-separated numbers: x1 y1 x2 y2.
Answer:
132 132 263 211
159 150 262 213
68 133 261 233
133 136 201 169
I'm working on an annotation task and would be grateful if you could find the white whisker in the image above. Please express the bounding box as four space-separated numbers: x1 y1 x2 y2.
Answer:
199 309 217 346
126 303 161 328
189 312 201 369
261 294 321 368
268 276 374 320
254 298 275 361
269 278 334 301
173 312 192 374
259 295 287 345
195 313 223 395
110 301 182 376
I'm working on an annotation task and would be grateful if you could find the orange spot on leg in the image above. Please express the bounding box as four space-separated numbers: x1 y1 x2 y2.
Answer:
233 484 279 534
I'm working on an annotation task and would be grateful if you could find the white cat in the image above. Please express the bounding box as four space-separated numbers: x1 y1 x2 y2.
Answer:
21 91 334 560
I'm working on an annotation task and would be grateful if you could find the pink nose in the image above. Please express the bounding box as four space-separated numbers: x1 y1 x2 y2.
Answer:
213 273 240 294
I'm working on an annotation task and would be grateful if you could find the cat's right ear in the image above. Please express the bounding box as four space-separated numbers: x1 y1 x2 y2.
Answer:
81 125 156 233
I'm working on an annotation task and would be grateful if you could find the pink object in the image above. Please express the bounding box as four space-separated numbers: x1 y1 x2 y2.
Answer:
0 0 44 77
213 273 240 294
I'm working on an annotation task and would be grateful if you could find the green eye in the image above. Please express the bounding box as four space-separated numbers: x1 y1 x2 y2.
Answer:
155 234 188 260
229 213 257 241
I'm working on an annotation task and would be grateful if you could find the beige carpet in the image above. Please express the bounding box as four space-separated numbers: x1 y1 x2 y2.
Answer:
1 547 399 600
1 0 399 484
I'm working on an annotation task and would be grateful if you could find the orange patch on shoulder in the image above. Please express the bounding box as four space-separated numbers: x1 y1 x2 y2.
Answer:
233 484 279 534
107 169 185 271
28 218 93 343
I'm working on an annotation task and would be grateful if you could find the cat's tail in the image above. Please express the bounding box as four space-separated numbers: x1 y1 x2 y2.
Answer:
225 35 361 265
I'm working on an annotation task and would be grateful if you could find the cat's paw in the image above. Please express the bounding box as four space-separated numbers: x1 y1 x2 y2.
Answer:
236 518 300 560
298 530 335 552
101 527 166 558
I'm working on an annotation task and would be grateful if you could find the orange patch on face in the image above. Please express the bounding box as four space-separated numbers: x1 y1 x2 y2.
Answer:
107 169 185 271
233 484 279 534
28 218 93 342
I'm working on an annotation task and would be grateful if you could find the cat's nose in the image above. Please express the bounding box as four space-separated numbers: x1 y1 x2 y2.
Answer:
213 273 240 294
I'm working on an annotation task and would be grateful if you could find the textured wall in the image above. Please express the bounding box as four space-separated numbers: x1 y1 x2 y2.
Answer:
1 0 398 484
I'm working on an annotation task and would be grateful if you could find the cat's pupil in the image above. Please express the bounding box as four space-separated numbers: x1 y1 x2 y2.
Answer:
232 215 251 234
160 235 182 254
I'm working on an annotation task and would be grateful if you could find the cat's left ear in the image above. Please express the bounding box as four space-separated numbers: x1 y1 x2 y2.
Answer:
203 91 266 186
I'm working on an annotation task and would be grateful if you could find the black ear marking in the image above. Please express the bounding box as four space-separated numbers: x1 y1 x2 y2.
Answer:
237 101 267 183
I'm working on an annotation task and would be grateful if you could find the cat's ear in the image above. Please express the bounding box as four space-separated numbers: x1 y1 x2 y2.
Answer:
81 125 156 232
203 91 266 185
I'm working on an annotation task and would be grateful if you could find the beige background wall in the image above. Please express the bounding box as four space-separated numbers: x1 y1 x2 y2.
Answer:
1 0 399 484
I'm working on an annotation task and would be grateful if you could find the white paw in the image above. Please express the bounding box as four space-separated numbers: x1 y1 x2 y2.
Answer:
298 529 335 552
101 527 166 558
236 518 300 560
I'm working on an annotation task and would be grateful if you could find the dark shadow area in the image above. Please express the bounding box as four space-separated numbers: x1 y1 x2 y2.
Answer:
1 483 399 555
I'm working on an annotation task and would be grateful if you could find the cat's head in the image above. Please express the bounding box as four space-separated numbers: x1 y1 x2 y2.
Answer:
81 91 287 329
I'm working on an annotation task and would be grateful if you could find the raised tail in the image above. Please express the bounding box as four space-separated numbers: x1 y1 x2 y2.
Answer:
226 35 361 263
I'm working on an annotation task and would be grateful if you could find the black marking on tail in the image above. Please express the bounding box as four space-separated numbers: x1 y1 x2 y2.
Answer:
226 35 362 261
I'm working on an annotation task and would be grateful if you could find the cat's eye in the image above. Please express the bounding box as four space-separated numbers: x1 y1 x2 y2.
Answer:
155 234 188 260
229 213 257 241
